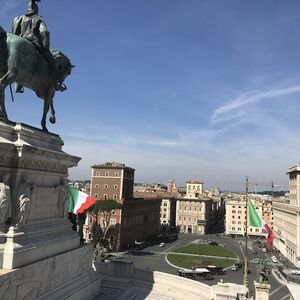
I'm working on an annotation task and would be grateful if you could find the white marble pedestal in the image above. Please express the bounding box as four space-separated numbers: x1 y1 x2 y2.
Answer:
0 121 101 299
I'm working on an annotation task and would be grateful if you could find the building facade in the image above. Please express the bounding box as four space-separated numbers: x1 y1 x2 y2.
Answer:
87 162 161 250
120 198 161 248
225 195 273 237
160 198 177 228
273 164 300 267
185 180 203 198
176 197 212 234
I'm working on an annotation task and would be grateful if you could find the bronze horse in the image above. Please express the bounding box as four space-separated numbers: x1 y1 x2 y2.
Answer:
0 26 73 131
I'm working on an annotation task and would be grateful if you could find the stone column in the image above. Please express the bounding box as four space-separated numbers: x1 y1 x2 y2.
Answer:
254 281 271 300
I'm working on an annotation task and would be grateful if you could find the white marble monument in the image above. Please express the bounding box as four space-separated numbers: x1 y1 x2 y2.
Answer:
0 121 101 299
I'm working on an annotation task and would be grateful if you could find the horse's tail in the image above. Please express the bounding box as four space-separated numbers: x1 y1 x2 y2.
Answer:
0 26 8 75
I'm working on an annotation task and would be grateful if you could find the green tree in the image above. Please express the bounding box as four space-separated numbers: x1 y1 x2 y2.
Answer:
90 221 103 248
88 200 122 238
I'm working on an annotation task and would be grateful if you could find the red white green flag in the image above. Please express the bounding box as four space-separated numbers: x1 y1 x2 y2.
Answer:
67 187 96 215
247 198 274 246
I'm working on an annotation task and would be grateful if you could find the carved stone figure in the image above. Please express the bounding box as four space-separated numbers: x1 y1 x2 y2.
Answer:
15 195 31 229
56 180 70 218
15 175 34 229
12 0 64 93
0 173 11 225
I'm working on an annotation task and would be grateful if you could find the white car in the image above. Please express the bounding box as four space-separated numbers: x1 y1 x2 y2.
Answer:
271 257 278 263
159 242 165 247
291 270 300 275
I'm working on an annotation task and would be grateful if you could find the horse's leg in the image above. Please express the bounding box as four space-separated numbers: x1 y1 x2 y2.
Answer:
41 89 55 131
49 101 56 124
0 85 7 120
41 100 49 132
0 71 15 120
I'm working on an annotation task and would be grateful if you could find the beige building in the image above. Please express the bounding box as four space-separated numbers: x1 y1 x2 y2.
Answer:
175 180 213 234
160 198 177 228
185 180 203 198
225 195 273 237
273 164 300 267
176 197 212 234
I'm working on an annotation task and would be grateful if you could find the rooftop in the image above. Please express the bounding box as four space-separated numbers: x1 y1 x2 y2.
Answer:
92 161 135 170
186 180 203 184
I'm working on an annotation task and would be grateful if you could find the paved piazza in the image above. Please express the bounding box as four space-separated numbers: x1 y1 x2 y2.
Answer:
119 233 291 300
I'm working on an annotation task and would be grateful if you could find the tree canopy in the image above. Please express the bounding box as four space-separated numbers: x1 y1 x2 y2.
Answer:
88 199 122 215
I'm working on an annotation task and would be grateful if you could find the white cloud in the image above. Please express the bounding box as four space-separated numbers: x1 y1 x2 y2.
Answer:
211 84 300 124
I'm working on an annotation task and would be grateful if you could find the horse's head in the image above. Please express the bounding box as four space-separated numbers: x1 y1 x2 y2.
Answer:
51 49 75 83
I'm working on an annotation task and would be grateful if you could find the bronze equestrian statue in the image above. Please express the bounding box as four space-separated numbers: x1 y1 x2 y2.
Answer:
0 1 74 131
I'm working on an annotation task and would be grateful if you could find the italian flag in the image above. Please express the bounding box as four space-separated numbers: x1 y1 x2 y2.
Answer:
248 198 274 247
68 187 96 215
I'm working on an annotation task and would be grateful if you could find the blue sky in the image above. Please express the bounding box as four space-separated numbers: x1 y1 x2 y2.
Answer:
1 0 300 191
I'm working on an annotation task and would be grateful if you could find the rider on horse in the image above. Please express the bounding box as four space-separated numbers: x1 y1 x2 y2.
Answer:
12 0 65 93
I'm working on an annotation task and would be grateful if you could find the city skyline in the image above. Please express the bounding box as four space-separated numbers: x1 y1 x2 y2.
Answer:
1 1 300 190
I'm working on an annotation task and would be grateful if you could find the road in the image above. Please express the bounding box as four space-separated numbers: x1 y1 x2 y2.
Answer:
119 233 291 300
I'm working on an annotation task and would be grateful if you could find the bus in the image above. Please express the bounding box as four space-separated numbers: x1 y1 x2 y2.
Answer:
177 268 212 280
193 265 225 275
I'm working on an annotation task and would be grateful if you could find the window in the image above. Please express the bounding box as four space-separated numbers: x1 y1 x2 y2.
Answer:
105 172 109 176
114 185 118 189
113 194 118 200
115 172 119 177
110 219 116 225
94 194 98 198
95 184 99 188
104 194 108 200
164 203 168 207
96 171 100 176
183 217 186 221
189 207 191 211
179 216 181 220
104 184 108 189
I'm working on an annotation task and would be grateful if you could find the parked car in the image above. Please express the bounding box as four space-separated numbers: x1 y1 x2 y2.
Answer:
159 242 165 247
231 266 239 271
234 261 242 268
291 270 300 275
271 257 278 263
209 241 218 246
262 248 267 253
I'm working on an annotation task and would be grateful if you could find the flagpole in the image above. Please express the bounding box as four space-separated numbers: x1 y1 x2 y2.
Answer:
243 176 249 289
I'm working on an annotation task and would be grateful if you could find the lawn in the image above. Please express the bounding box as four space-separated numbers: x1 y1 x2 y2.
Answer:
172 244 237 258
167 254 235 269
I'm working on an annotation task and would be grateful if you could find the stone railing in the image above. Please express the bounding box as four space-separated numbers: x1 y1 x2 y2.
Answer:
94 260 248 300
